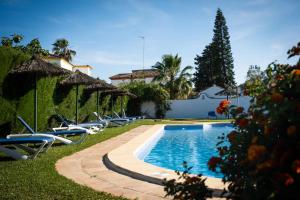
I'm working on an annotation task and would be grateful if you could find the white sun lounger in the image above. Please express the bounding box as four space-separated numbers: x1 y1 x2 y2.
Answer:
13 116 89 145
0 135 55 160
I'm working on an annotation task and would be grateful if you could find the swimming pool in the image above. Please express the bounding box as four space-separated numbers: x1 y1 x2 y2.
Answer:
139 124 233 178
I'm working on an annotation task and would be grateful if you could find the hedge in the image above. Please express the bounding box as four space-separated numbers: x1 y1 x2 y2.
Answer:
0 47 125 135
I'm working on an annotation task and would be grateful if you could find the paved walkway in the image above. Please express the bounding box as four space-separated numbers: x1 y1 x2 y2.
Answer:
56 125 224 200
56 125 168 200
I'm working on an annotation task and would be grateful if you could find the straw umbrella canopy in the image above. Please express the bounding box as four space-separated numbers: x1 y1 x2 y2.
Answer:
60 70 97 124
85 78 117 116
101 89 137 116
9 55 70 131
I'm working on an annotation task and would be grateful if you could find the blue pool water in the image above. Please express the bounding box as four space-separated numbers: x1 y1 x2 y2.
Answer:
143 124 233 178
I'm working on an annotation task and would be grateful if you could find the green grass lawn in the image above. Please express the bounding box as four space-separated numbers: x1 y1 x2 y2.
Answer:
0 119 232 200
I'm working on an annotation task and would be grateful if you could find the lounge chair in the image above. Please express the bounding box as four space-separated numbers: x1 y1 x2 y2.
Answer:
122 108 145 119
208 111 217 119
0 135 55 160
12 116 89 145
113 111 136 122
55 114 103 134
93 112 129 126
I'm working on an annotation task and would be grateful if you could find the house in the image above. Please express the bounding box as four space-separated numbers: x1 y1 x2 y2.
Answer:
44 55 93 76
72 65 93 76
109 69 159 86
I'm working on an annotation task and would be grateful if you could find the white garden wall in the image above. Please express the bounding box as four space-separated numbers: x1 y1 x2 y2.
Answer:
164 85 252 119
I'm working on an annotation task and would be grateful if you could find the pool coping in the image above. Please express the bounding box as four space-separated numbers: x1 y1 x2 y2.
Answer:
106 123 228 193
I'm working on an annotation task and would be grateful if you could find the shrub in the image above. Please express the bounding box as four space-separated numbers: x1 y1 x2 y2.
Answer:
0 47 123 133
122 81 170 118
163 162 212 200
208 42 300 199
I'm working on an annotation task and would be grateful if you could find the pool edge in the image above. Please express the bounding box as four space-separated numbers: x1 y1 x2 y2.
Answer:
106 123 228 194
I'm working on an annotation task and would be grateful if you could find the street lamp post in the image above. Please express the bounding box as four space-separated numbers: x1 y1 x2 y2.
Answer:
138 36 145 80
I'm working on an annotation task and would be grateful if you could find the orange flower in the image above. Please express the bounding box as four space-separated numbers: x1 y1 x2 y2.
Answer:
276 75 285 80
271 93 284 103
287 125 297 137
237 118 249 128
208 157 222 171
291 69 300 75
216 106 224 114
292 160 300 174
251 136 258 144
235 107 244 114
256 159 273 172
247 144 266 161
276 173 294 186
227 131 238 143
219 100 231 109
264 125 272 136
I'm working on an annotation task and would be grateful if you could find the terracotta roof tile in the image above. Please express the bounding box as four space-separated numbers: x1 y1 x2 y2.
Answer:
109 69 159 80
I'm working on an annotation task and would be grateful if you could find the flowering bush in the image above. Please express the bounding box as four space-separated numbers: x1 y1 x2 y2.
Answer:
163 162 212 200
208 43 300 199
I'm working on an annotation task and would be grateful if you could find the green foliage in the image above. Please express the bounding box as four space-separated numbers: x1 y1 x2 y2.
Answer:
152 54 192 99
52 38 76 62
25 38 50 56
163 161 212 200
244 65 266 96
208 43 300 199
122 81 170 118
193 8 235 91
0 120 156 200
0 47 113 133
1 34 49 56
1 36 13 47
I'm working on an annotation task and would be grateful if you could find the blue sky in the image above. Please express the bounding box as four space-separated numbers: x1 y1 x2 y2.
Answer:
1 0 299 84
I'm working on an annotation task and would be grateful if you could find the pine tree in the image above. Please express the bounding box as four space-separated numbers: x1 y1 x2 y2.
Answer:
193 44 215 90
211 8 235 88
193 8 236 91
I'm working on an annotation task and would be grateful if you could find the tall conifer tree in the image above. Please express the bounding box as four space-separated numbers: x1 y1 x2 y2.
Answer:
193 8 236 91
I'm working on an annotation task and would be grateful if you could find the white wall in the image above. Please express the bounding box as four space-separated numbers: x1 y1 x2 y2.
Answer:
111 77 154 86
72 67 91 76
46 58 73 71
164 85 252 119
141 101 156 118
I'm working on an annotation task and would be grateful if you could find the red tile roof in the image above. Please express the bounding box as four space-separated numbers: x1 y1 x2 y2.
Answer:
109 69 159 80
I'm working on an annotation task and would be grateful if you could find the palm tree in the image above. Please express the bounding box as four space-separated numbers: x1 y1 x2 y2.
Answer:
1 37 13 47
152 54 192 99
11 34 23 45
52 39 76 62
26 38 49 56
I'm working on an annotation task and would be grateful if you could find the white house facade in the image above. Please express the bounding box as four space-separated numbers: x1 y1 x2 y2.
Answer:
44 55 93 76
109 69 159 86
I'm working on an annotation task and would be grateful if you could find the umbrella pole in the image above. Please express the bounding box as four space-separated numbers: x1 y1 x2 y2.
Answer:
111 96 113 116
121 96 123 117
96 89 99 116
34 74 37 132
76 84 79 124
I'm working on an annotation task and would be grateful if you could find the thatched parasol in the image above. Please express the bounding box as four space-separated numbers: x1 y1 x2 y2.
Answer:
60 70 97 124
10 55 70 131
101 89 137 116
85 78 117 116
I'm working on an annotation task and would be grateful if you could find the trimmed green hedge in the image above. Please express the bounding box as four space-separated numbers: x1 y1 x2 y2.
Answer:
0 47 125 134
